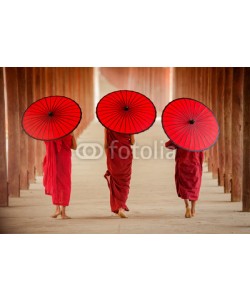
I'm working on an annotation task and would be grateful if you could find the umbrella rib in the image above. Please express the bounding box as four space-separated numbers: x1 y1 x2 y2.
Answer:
105 113 125 131
30 101 48 114
168 103 189 120
192 124 207 150
196 106 207 120
130 114 144 133
50 117 65 137
44 96 52 112
32 117 52 139
52 115 77 131
181 127 190 148
108 92 124 108
128 108 148 132
53 102 78 114
50 96 58 112
24 116 49 128
181 99 193 120
164 123 188 128
163 111 190 121
52 96 69 111
118 113 126 132
119 91 128 108
195 124 217 143
40 119 51 140
44 118 51 140
170 125 191 147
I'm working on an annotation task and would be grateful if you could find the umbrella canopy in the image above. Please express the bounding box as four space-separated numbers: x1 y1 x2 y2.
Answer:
22 96 82 141
162 98 219 151
96 90 156 134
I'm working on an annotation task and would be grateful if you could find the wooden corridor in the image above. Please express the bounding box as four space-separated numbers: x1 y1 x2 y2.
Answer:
1 67 250 234
1 120 249 234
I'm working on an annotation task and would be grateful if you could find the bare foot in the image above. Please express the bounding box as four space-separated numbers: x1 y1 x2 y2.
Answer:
185 207 192 218
118 209 128 218
51 211 61 218
61 213 71 219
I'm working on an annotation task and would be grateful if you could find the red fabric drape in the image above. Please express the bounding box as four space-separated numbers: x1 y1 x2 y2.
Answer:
104 130 133 213
43 135 72 206
165 140 204 201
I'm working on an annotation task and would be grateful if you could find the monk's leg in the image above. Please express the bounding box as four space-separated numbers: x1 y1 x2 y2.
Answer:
184 199 191 218
61 206 71 219
51 205 61 218
191 200 196 217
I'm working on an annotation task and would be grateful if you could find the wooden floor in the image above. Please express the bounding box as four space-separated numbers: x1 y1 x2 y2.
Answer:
0 120 249 234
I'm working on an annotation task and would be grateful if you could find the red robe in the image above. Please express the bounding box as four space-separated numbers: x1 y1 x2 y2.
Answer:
43 135 72 206
104 130 133 213
165 140 204 201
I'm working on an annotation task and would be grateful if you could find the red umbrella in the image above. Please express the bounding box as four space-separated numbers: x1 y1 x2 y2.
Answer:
22 96 82 141
162 98 219 151
96 90 156 134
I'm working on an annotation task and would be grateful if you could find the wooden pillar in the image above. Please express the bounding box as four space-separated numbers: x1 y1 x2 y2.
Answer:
197 67 202 101
33 67 44 176
207 68 213 172
211 68 219 179
72 67 79 102
172 68 178 99
231 68 243 202
186 68 190 99
55 67 65 95
26 68 36 183
45 67 54 96
182 67 186 96
5 67 20 197
199 67 204 102
242 68 250 211
17 68 29 189
177 67 181 98
40 67 46 98
182 67 187 97
64 67 72 98
39 67 46 169
202 68 210 164
193 68 199 100
217 68 225 186
175 67 181 98
0 68 8 206
188 68 193 99
224 68 233 193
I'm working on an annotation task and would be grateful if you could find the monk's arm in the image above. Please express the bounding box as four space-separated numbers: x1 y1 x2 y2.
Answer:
130 134 135 145
165 140 177 150
70 133 77 150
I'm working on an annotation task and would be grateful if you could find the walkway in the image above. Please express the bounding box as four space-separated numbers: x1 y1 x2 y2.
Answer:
1 121 249 234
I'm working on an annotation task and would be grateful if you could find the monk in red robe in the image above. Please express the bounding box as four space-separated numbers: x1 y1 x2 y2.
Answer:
43 133 77 219
165 140 204 218
104 128 135 218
